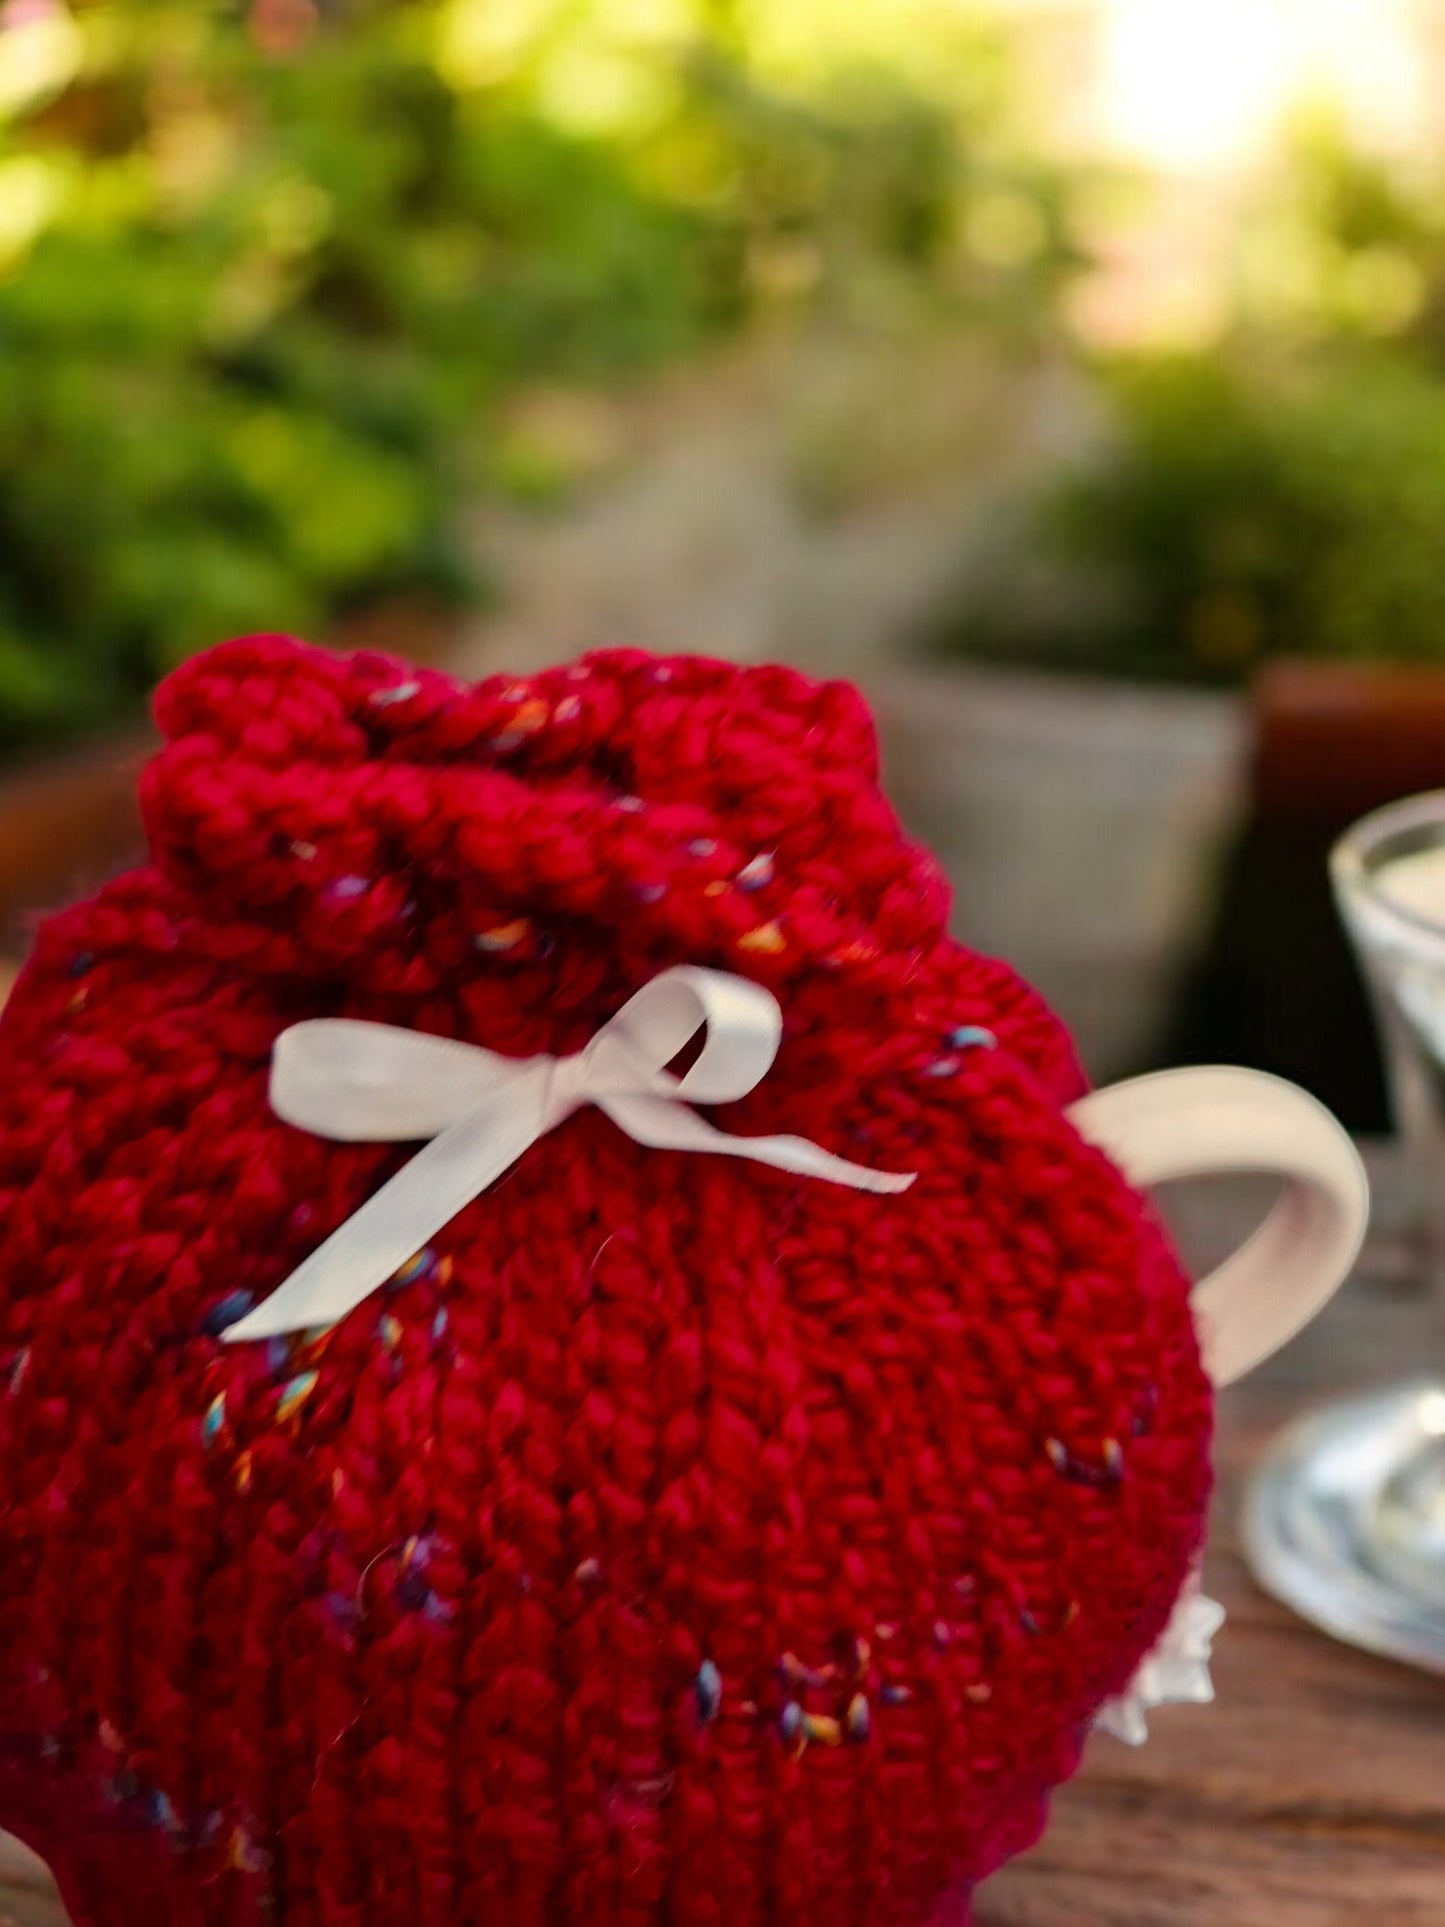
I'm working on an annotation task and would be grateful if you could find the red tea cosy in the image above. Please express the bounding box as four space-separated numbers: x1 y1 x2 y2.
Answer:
0 637 1213 1926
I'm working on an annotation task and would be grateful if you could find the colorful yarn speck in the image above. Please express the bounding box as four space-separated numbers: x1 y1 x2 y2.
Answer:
274 1370 319 1425
0 635 1212 1926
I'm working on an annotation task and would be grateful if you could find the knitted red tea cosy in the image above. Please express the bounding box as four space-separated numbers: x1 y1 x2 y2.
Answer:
0 635 1214 1926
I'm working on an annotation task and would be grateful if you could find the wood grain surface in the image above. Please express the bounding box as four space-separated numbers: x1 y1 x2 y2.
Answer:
1 1151 1440 1924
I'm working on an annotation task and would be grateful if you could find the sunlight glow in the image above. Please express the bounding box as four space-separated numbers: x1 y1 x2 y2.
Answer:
1096 0 1425 172
0 0 80 119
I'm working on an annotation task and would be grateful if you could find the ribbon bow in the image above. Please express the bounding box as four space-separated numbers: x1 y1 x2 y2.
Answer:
222 966 915 1343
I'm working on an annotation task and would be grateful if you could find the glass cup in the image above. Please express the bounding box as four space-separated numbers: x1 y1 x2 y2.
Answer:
1243 792 1445 1674
1333 789 1445 1304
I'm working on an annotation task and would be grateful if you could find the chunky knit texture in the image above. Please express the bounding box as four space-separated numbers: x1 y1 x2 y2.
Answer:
0 637 1213 1926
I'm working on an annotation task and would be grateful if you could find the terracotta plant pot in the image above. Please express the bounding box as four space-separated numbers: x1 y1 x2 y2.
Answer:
0 730 152 944
1253 659 1445 825
1175 658 1445 1128
0 603 463 946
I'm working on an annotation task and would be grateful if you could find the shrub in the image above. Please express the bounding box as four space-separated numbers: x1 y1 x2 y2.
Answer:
0 0 1077 750
932 348 1445 686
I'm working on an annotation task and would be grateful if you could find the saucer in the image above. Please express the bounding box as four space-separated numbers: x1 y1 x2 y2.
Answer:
1243 1380 1445 1676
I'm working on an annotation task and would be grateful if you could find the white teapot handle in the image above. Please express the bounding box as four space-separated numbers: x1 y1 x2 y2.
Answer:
1067 1068 1369 1387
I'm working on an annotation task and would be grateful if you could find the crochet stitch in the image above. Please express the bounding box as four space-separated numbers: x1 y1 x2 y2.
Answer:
0 636 1213 1925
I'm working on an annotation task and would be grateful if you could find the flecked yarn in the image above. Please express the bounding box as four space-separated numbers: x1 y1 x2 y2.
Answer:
0 636 1213 1926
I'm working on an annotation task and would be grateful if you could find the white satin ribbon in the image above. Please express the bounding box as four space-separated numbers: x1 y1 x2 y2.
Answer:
222 966 915 1344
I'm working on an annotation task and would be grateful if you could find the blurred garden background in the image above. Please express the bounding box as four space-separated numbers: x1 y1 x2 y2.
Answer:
7 0 1445 1125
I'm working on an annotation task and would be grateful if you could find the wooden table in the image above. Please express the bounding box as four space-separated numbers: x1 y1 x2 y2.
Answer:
0 1151 1440 1925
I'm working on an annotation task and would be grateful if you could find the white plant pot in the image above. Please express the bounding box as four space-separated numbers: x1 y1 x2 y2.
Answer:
870 664 1248 1083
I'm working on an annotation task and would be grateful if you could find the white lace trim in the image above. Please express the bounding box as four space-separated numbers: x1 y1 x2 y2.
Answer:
1094 1572 1225 1746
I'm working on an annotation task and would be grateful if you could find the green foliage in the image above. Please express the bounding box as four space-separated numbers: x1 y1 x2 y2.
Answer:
653 47 1083 339
929 111 1445 688
942 348 1445 686
0 0 1078 752
0 9 449 747
1232 112 1445 357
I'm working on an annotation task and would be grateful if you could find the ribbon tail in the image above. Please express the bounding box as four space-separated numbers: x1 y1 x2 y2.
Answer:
222 1070 553 1343
598 1092 915 1195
